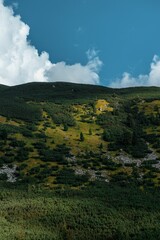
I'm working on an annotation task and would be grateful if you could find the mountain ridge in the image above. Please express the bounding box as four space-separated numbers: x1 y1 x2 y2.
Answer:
1 82 160 101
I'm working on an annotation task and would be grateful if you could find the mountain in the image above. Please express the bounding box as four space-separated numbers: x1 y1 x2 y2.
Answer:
0 84 9 92
0 82 160 239
0 82 160 186
1 82 160 101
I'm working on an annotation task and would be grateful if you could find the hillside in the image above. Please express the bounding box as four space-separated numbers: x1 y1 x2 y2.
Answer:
0 82 160 187
1 82 160 101
0 84 9 92
1 82 160 239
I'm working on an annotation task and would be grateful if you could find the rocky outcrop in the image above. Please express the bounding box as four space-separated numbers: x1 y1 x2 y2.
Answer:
0 165 17 183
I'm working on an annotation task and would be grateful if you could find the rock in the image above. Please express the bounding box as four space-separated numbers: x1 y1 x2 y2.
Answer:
74 167 86 176
0 165 17 183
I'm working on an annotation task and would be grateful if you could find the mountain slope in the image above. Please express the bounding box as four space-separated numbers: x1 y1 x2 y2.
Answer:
1 82 160 101
0 84 9 92
0 82 160 188
1 82 160 240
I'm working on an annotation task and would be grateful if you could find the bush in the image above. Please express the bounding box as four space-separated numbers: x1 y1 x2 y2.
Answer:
44 103 76 126
56 168 89 186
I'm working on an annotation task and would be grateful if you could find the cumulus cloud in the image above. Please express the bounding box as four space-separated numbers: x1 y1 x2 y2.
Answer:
110 56 160 88
0 1 102 86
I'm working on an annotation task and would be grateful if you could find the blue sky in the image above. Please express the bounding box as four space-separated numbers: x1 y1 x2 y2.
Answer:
2 0 160 87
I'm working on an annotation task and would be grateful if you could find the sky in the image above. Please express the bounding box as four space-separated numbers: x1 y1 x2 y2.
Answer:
0 0 160 87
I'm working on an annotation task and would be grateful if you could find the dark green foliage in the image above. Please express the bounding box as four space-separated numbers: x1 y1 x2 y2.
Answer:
89 128 92 135
16 148 29 162
0 82 114 103
0 182 160 239
0 124 35 138
56 168 89 186
18 163 28 171
0 173 8 181
144 133 160 144
9 139 25 148
128 139 149 158
25 123 38 131
40 149 55 162
39 166 53 178
0 129 8 140
98 100 151 158
0 156 14 164
0 124 19 134
111 172 131 183
99 143 103 150
0 84 9 92
44 103 75 126
35 143 70 164
32 141 47 149
21 128 33 137
0 98 42 122
96 111 117 127
80 132 84 141
63 123 69 131
103 126 128 143
101 158 120 170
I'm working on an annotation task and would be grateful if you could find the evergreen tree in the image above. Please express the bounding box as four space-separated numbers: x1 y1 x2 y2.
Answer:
99 143 103 150
0 129 8 140
63 123 68 131
89 128 92 135
80 132 84 141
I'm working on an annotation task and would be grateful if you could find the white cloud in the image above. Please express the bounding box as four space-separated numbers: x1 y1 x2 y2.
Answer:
12 2 18 10
86 49 98 60
110 56 160 88
148 55 160 86
47 48 102 84
0 1 102 86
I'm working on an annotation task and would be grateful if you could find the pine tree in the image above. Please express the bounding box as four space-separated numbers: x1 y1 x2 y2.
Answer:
89 128 92 135
63 123 68 131
80 132 84 141
99 143 103 150
0 129 8 141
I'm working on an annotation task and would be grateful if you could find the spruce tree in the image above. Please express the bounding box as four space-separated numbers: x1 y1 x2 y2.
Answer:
80 132 84 141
